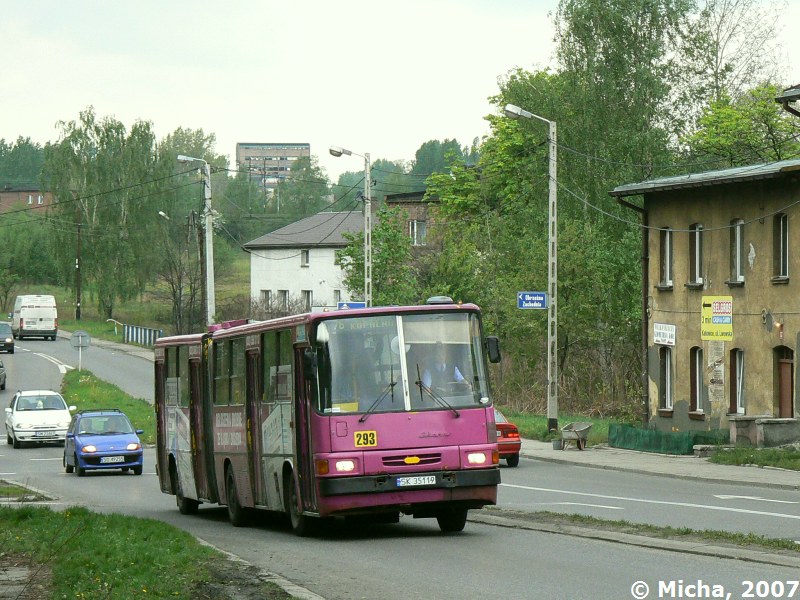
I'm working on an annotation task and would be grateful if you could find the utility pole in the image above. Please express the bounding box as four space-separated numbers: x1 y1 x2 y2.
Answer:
75 222 82 320
177 155 215 327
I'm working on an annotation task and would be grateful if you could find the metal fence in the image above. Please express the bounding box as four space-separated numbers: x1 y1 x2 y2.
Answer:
123 324 163 347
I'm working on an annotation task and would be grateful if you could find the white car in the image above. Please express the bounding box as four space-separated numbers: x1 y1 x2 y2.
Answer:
5 390 76 448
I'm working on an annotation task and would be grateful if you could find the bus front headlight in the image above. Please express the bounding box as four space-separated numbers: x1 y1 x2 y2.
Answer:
467 452 487 465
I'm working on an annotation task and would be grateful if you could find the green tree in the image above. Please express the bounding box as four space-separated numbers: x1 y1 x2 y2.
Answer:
683 83 800 166
336 205 419 306
42 107 175 319
271 156 331 216
410 139 464 177
673 0 785 128
0 137 45 187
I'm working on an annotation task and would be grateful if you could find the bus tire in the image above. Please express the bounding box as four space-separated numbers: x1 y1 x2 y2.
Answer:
436 508 468 533
284 472 313 537
226 468 249 527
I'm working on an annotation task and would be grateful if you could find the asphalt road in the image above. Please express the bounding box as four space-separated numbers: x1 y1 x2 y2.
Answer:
499 457 800 541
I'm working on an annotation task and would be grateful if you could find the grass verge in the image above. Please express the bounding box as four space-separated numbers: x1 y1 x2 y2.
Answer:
0 481 49 502
0 505 293 599
709 446 800 471
500 410 613 446
489 509 800 554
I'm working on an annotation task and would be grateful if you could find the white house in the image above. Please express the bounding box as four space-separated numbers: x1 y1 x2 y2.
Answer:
244 211 363 311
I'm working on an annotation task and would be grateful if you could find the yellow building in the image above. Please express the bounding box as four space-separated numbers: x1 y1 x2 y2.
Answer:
611 159 800 446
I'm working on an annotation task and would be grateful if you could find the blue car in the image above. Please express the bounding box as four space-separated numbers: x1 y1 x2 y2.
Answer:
63 409 144 476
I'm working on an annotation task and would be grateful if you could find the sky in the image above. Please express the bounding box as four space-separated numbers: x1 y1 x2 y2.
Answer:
2 1 798 183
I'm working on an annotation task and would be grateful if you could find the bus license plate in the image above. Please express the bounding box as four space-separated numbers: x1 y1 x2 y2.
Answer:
397 475 436 487
100 456 125 464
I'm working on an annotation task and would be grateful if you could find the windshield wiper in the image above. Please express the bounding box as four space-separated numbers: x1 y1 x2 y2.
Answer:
414 364 460 418
359 375 397 423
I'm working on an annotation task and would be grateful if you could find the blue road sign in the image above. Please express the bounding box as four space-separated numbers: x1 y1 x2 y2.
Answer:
517 291 548 309
338 301 367 310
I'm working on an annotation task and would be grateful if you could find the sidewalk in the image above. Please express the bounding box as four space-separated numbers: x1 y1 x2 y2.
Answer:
58 329 155 363
519 437 800 490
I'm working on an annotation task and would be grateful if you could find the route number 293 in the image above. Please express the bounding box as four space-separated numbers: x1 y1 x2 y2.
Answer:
354 430 378 447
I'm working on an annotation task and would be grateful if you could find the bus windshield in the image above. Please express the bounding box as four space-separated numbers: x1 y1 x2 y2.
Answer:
313 312 491 415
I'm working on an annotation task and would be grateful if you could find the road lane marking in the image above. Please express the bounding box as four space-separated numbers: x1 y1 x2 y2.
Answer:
33 352 74 373
502 483 800 521
538 502 624 510
714 494 799 504
31 458 62 462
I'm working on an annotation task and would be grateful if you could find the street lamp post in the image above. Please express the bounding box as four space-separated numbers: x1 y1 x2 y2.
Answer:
176 154 216 327
504 103 559 432
329 145 372 307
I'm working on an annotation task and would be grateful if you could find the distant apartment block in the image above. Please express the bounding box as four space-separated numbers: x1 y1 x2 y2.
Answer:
236 142 310 192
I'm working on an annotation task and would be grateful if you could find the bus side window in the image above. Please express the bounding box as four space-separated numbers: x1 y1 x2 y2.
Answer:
277 329 293 403
263 331 276 406
230 338 246 406
214 341 230 405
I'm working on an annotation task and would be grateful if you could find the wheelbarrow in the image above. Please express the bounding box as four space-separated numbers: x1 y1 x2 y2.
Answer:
560 422 592 450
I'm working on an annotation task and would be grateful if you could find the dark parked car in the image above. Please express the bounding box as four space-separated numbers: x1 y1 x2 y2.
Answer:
0 359 5 390
494 408 521 467
0 322 14 353
63 409 144 476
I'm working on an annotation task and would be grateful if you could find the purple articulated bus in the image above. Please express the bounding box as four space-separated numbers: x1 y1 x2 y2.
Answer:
154 297 502 535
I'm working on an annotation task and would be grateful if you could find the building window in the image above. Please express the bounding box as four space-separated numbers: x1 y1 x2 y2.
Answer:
729 348 745 414
728 219 744 285
658 227 673 288
409 220 427 246
27 195 33 205
688 223 703 286
278 290 289 311
658 346 673 411
773 213 789 280
301 290 312 311
333 289 341 305
690 346 704 413
301 249 310 267
37 195 43 205
260 289 272 309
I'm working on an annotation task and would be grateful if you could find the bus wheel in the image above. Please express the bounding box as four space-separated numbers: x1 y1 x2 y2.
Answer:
436 508 468 533
226 468 249 527
283 473 313 537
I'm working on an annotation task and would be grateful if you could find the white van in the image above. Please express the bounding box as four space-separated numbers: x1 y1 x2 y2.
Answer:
12 295 58 340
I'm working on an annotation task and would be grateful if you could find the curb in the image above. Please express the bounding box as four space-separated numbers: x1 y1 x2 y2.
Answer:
469 508 800 569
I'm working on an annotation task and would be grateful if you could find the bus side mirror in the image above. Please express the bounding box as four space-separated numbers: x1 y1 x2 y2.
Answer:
486 336 501 363
303 348 317 380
